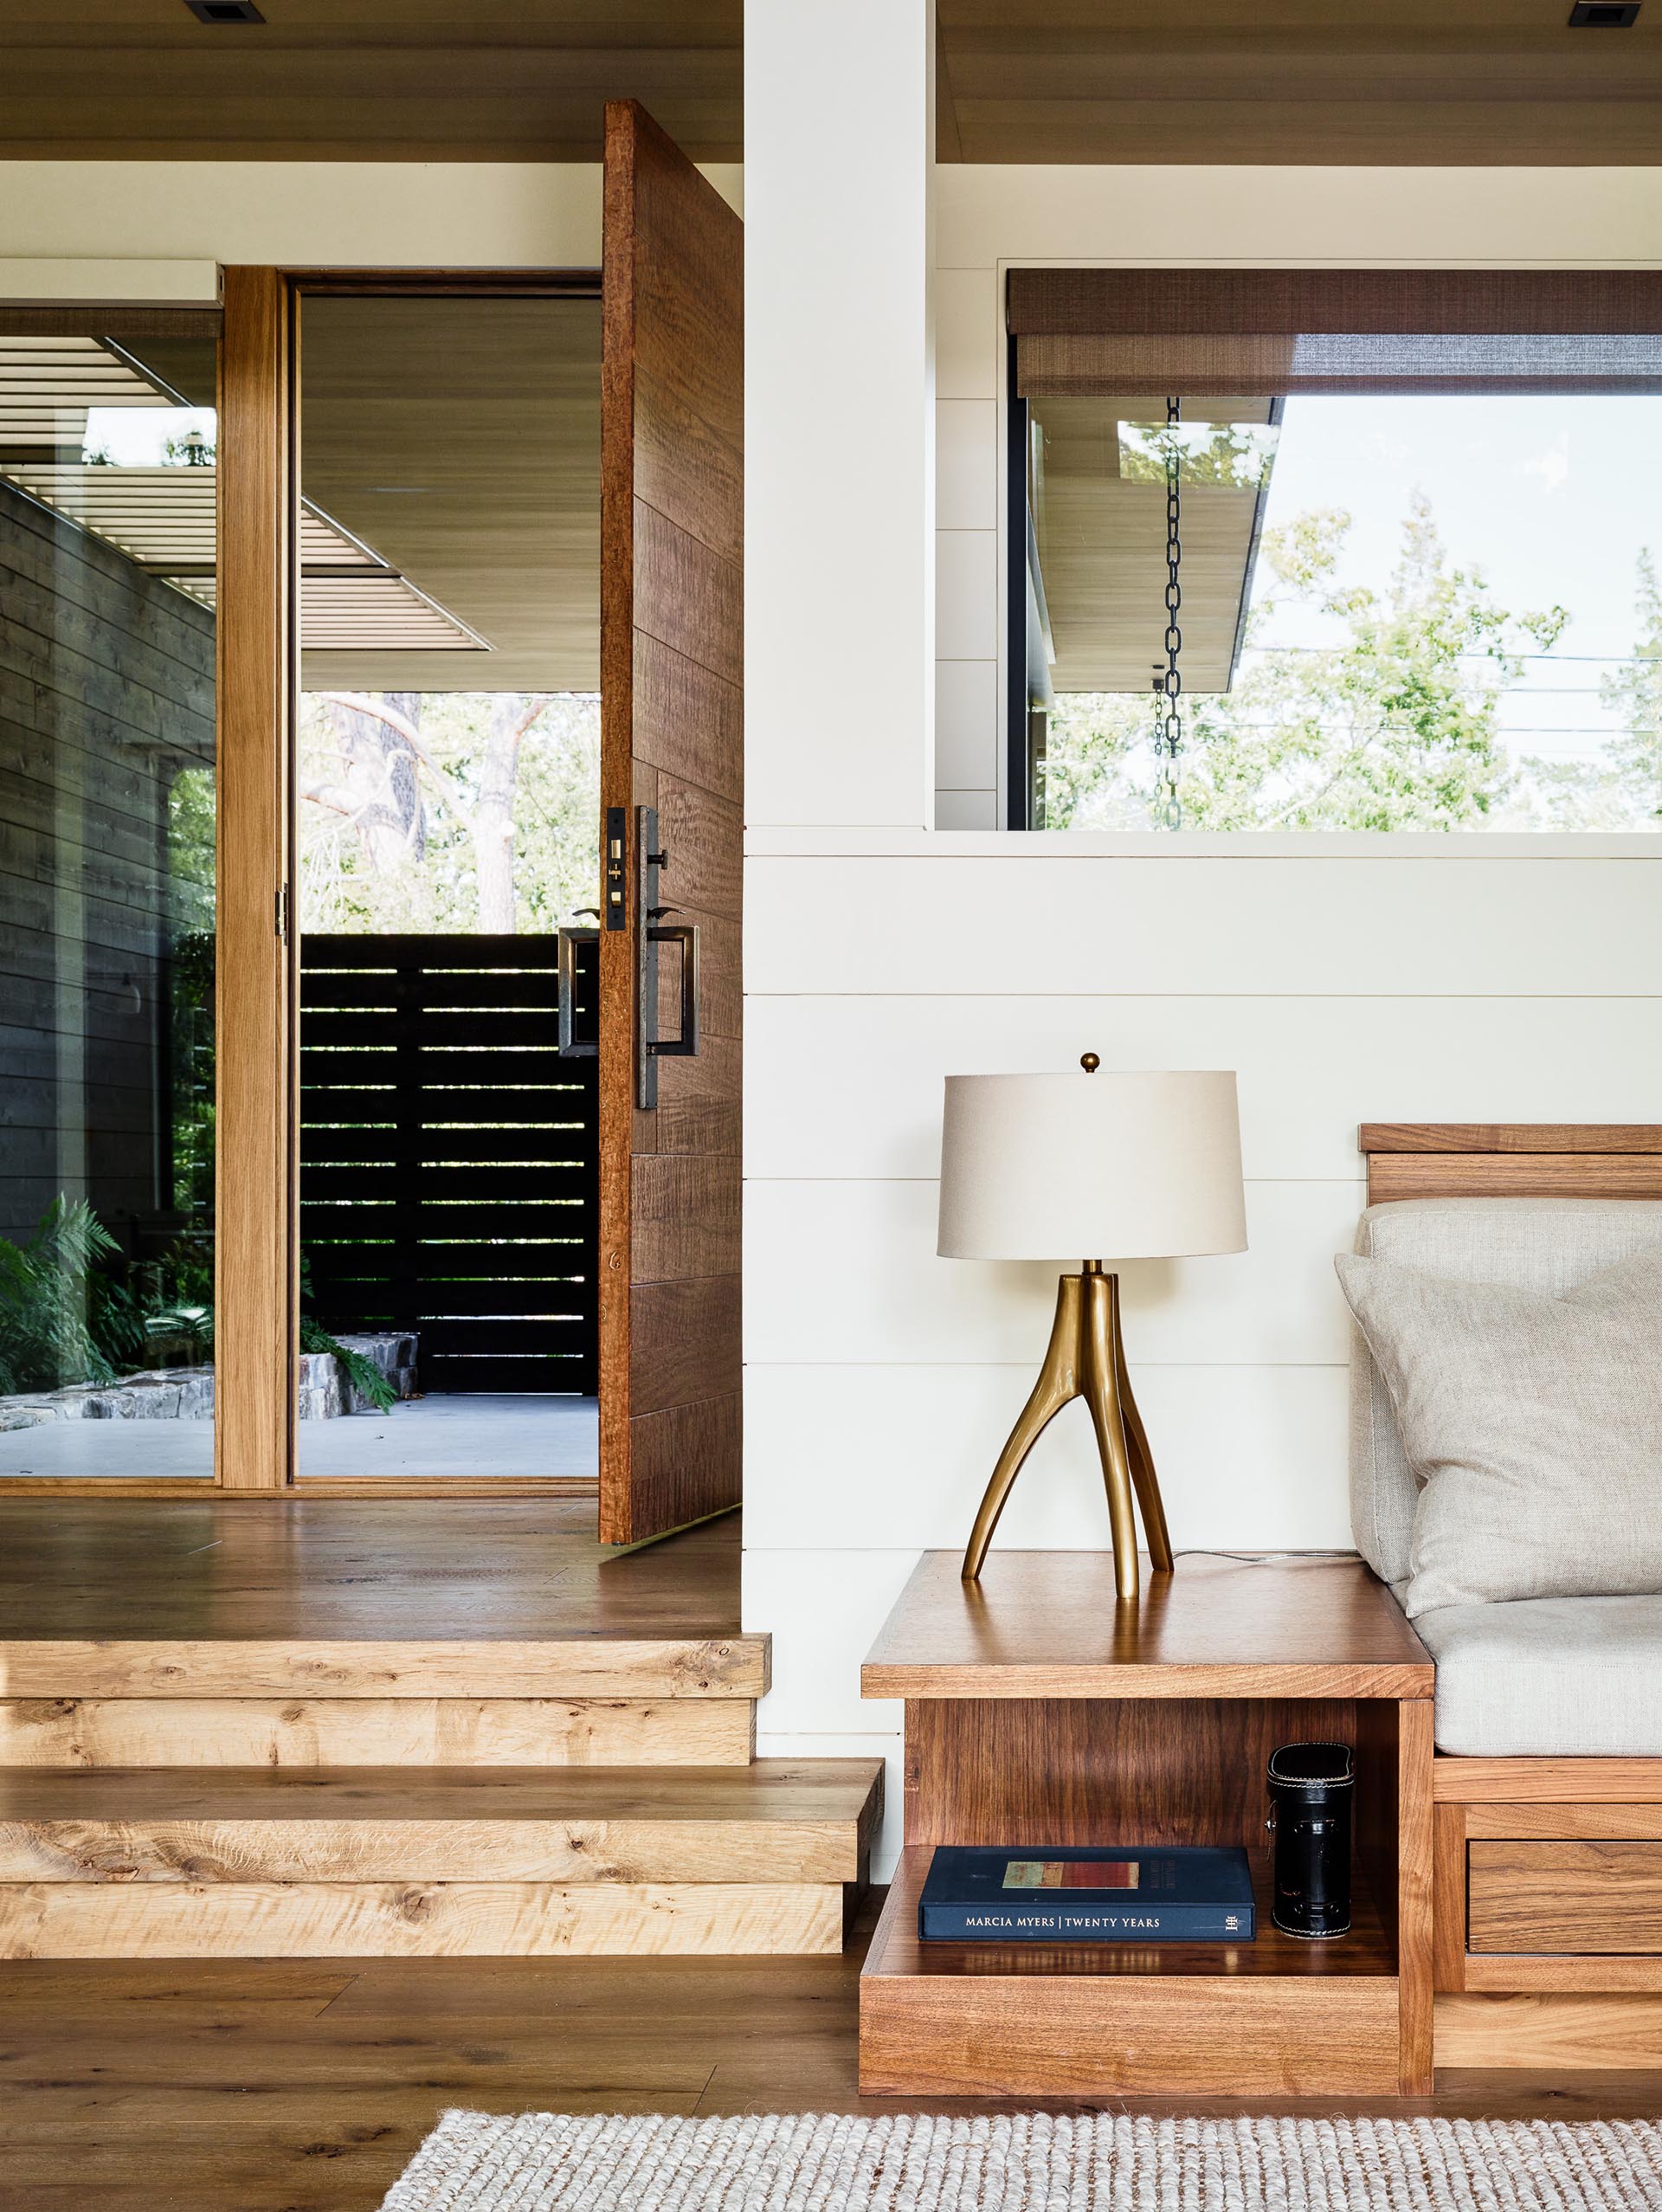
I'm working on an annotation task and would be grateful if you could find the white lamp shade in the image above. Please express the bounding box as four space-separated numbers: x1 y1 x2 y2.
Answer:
937 1069 1247 1262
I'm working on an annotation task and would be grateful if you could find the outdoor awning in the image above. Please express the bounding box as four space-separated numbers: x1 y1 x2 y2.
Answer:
0 337 487 654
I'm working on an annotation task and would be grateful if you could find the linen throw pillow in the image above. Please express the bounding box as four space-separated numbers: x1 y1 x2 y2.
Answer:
1335 1244 1662 1618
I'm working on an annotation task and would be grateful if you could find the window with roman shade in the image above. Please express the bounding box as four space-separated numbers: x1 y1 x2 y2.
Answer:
1006 269 1662 835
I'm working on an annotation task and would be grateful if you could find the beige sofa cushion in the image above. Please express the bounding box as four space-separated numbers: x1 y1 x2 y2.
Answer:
1415 1595 1662 1757
1347 1198 1662 1586
1337 1241 1662 1617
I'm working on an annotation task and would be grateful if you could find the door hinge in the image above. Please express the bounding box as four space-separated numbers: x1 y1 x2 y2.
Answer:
275 882 291 943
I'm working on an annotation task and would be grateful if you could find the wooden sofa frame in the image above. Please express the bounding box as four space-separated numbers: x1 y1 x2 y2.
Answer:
1362 1123 1662 2071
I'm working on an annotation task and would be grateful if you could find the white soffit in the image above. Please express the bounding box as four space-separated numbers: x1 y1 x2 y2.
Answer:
0 261 220 304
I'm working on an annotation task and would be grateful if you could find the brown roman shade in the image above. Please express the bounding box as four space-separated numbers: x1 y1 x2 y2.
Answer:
1009 269 1662 397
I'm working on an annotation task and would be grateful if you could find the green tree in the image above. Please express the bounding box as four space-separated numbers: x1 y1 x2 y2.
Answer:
297 691 601 933
1043 496 1567 832
1526 549 1662 829
1118 419 1277 491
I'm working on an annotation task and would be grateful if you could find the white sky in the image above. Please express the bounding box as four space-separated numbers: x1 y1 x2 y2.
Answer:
83 403 215 468
1243 394 1662 768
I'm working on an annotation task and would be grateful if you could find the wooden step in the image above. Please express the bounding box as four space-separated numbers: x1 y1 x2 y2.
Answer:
0 1636 770 1700
0 1697 756 1769
0 1763 884 1884
0 1759 885 1958
0 1881 844 1959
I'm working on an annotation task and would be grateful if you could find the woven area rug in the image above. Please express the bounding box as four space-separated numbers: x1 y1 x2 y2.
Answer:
379 2111 1662 2210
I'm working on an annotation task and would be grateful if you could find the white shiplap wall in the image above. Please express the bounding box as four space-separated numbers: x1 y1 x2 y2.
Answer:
744 142 1662 1880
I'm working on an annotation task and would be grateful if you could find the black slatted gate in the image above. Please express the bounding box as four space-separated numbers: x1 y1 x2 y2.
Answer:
300 934 599 1394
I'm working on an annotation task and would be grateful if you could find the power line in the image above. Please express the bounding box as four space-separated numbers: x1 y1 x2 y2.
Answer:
1246 646 1662 664
1209 726 1655 737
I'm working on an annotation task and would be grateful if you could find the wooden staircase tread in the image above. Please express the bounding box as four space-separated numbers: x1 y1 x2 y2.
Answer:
0 1636 770 1699
0 1759 884 1824
0 1764 885 1887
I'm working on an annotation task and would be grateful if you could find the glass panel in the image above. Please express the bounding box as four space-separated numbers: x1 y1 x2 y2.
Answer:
0 331 217 1475
294 294 602 1480
1029 392 1662 832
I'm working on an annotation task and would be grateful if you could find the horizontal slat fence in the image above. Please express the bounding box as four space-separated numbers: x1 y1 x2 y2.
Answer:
300 934 598 1395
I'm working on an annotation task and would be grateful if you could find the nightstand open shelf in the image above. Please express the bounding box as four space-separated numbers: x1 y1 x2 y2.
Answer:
859 1551 1434 2099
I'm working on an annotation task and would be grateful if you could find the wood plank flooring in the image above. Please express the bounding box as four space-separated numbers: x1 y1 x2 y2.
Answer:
0 1496 741 1644
3 1901 1662 2211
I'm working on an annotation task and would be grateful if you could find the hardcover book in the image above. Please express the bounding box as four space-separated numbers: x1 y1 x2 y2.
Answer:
918 1844 1257 1944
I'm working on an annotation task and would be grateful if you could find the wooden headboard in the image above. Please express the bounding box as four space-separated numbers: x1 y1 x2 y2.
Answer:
1360 1125 1662 1205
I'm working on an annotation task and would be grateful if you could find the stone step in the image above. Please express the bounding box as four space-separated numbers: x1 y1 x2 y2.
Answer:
0 1635 770 1701
0 1697 757 1769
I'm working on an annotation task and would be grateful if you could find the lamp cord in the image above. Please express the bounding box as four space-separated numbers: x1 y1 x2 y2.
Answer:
1171 1548 1361 1564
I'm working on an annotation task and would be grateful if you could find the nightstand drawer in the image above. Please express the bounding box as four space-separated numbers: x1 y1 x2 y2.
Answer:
1470 1841 1662 1953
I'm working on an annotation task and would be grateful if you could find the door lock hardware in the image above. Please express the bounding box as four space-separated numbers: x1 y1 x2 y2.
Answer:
635 805 700 1107
603 807 628 930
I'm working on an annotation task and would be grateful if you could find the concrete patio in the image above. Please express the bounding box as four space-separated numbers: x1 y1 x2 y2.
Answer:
0 1393 598 1481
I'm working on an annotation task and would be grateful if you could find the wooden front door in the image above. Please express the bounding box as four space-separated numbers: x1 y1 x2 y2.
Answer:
597 100 743 1545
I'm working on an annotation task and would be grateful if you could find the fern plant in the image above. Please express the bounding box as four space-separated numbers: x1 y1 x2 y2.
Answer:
0 1198 398 1416
0 1199 122 1396
299 1316 396 1414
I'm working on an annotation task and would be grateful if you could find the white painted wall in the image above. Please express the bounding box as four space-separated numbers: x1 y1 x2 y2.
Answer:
744 1 936 829
744 152 1662 1880
0 159 743 276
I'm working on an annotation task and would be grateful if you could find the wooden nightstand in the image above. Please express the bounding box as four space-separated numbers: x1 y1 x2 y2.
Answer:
859 1550 1435 2098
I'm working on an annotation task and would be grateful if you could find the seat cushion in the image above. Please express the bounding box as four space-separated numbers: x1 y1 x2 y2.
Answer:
1416 1593 1662 1756
1348 1198 1662 1585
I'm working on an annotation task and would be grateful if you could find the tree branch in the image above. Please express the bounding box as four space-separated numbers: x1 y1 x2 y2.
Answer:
317 690 477 824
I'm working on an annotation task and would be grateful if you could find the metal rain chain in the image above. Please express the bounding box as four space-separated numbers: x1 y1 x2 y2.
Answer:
1152 394 1184 830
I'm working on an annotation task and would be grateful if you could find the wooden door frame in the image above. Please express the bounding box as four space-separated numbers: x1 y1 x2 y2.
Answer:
214 265 299 1493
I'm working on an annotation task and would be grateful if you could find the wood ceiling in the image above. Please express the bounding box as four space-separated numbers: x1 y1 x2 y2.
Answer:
1031 397 1272 694
0 1 743 161
295 293 602 693
937 0 1662 164
5 0 1659 164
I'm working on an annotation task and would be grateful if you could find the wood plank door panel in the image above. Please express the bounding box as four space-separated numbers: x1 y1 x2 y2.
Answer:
599 101 743 1545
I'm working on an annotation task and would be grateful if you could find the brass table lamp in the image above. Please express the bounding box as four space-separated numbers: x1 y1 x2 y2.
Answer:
938 1060 1246 1603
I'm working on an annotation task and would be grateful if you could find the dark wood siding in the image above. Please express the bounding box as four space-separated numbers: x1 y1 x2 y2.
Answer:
0 480 215 1249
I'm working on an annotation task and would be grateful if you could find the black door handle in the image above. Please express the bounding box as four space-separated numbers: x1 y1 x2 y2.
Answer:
647 920 699 1063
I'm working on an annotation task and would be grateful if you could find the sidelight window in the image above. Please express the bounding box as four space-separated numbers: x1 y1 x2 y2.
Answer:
0 326 219 1476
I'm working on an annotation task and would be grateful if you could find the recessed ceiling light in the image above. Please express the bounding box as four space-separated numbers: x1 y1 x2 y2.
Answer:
184 1 266 22
1568 2 1640 23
